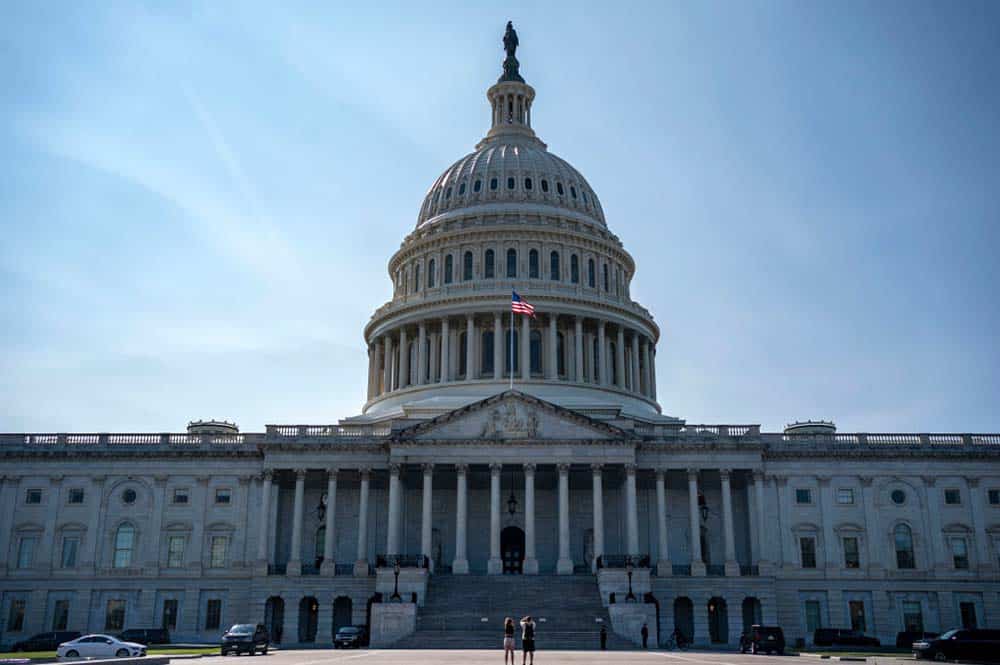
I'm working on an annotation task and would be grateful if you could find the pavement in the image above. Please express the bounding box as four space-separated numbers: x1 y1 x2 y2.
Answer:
191 649 919 665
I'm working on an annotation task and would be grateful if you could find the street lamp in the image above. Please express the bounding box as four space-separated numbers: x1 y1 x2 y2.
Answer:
625 558 636 602
391 560 401 601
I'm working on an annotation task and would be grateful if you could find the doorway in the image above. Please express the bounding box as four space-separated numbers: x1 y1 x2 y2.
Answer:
501 526 525 574
264 597 284 644
708 597 728 644
333 596 352 638
298 597 318 643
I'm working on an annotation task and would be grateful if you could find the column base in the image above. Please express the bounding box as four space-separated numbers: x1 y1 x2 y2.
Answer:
757 560 776 576
523 558 539 575
725 560 740 577
452 559 469 574
557 558 574 575
254 560 270 576
691 561 706 576
354 560 371 577
286 560 301 577
487 558 503 575
320 560 337 576
656 560 672 576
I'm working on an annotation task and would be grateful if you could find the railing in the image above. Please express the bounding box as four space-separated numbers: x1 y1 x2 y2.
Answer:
596 554 650 569
375 554 429 569
301 564 320 575
679 425 760 437
740 565 760 577
671 564 692 576
706 564 726 576
267 564 287 576
265 425 391 438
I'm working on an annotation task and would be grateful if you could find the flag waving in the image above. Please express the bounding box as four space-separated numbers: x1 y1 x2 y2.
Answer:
511 291 535 317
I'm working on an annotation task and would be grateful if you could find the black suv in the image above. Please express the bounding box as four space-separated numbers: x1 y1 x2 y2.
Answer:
813 628 880 648
739 625 786 655
12 631 82 652
221 623 269 656
119 628 170 645
913 628 1000 662
334 626 367 649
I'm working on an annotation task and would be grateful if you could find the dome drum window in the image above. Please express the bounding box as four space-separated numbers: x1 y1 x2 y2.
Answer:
541 179 549 193
490 177 499 191
556 182 564 196
524 177 533 190
506 249 517 278
121 489 137 505
484 249 495 279
474 179 482 193
891 489 907 505
458 183 466 195
529 250 540 279
445 187 452 199
570 185 577 199
507 177 515 190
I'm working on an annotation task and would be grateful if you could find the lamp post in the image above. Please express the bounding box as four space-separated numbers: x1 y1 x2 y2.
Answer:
391 560 401 601
625 558 636 601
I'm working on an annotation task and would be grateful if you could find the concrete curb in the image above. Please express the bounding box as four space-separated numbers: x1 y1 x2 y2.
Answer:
798 653 867 661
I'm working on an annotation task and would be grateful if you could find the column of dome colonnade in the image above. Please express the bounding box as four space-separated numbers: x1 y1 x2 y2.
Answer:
364 311 658 402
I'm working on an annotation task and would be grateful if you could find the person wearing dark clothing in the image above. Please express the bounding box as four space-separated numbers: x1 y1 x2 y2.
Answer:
600 625 608 650
520 616 536 665
641 623 649 649
504 617 516 665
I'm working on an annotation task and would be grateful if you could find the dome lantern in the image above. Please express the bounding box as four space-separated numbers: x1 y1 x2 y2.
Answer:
482 22 542 147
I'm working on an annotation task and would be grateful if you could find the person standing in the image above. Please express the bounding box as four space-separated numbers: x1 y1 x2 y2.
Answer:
520 616 536 665
600 625 608 650
503 617 516 665
641 623 649 649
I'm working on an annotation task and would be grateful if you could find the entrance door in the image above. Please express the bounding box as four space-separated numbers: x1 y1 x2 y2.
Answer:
501 526 525 574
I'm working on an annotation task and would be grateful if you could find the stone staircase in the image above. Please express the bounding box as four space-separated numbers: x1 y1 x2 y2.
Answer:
392 573 635 650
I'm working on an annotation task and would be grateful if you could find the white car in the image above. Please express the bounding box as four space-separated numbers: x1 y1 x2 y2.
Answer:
57 634 147 659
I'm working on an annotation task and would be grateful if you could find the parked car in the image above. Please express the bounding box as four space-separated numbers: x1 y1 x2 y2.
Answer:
12 631 82 652
897 631 940 649
333 625 367 649
913 628 1000 662
56 634 147 659
118 628 170 645
813 628 880 647
220 623 269 656
739 625 786 655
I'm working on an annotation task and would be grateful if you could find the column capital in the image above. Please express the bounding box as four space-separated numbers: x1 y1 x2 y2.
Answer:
655 468 666 481
752 470 765 482
455 463 469 474
920 475 936 487
489 463 503 474
293 468 307 480
686 468 700 480
624 463 637 475
153 474 169 485
238 475 253 486
262 469 274 481
719 468 732 481
359 467 372 480
858 475 874 487
49 474 64 484
557 463 571 474
388 463 401 475
965 476 980 488
422 463 435 474
92 475 106 484
590 463 604 474
196 475 210 485
326 468 339 479
817 475 832 486
523 463 536 474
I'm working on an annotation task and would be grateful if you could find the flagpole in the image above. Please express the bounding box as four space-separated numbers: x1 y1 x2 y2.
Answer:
509 304 514 392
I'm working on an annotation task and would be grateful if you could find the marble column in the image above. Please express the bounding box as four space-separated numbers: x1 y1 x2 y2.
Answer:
354 469 371 576
257 471 273 565
615 326 626 388
416 322 427 386
625 464 640 555
398 328 409 389
383 334 394 393
386 464 401 555
321 469 337 575
453 464 469 574
688 469 706 575
440 319 450 382
428 332 439 383
546 314 558 379
641 339 651 397
968 478 991 574
597 321 607 385
287 468 306 576
574 317 584 382
650 347 657 400
656 469 671 575
421 464 434 572
818 476 837 570
520 314 531 381
753 471 770 569
922 477 944 571
493 313 503 380
374 340 384 395
720 469 739 576
488 464 502 574
591 464 604 572
557 463 573 574
630 332 640 393
466 315 475 380
524 464 538 574
859 476 882 575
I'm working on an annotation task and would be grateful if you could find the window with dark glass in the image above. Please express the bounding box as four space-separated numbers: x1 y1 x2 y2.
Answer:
800 537 817 568
481 331 494 375
541 179 549 192
570 185 577 199
68 488 85 504
414 264 421 291
849 601 866 633
603 263 609 291
162 599 178 630
17 536 36 569
843 537 860 568
105 599 126 631
172 488 189 504
474 179 482 193
490 177 498 191
951 537 969 569
484 249 495 279
205 599 222 630
549 251 560 281
944 488 961 505
570 254 579 283
121 489 136 505
524 177 532 190
444 255 453 284
463 251 473 281
894 524 915 569
506 249 517 278
215 488 231 504
61 536 79 568
583 190 589 204
114 524 135 568
445 186 452 199
990 489 1000 505
592 338 600 383
588 258 596 287
556 182 564 196
458 182 466 195
25 489 42 504
529 330 542 375
53 599 69 631
507 176 515 190
795 488 812 504
8 599 25 632
529 250 539 278
428 259 436 288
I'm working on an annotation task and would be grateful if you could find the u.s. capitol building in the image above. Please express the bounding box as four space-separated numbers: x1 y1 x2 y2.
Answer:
2 24 998 651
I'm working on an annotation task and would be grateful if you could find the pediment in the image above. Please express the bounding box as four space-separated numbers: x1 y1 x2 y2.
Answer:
394 391 631 442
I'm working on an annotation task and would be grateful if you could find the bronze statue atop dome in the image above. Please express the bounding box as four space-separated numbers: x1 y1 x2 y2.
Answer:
498 21 525 83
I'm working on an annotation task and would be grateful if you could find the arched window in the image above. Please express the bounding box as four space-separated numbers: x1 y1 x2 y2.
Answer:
570 254 579 284
557 182 565 196
444 255 453 284
113 524 135 568
529 330 542 375
570 185 577 199
474 179 482 193
506 249 517 278
427 259 436 288
603 263 610 291
524 177 533 190
588 258 596 288
484 249 495 279
505 329 519 375
463 251 473 281
458 182 466 195
481 331 495 375
507 177 515 190
894 524 915 569
529 250 539 279
541 179 549 193
490 177 498 191
414 264 421 292
445 186 452 200
549 251 560 281
556 332 566 376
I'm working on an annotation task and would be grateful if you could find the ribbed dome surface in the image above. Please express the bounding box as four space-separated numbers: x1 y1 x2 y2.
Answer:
416 139 606 228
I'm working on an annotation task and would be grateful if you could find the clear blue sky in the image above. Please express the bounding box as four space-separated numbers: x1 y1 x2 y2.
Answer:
2 1 998 433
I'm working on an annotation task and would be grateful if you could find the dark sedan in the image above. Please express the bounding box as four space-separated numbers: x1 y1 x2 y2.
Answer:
220 623 269 656
913 628 1000 662
12 631 81 652
334 626 367 649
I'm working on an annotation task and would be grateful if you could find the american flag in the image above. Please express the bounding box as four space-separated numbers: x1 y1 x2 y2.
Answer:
511 291 535 317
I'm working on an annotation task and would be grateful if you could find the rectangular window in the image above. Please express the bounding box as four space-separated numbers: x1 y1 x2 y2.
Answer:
959 602 978 630
800 537 817 568
848 600 867 633
53 599 70 631
944 488 962 505
67 488 85 504
843 537 860 569
61 536 80 568
902 601 923 633
214 488 231 505
172 488 189 504
167 536 186 568
951 537 969 569
804 600 822 635
795 488 812 504
988 489 1000 505
105 599 126 631
17 536 37 569
836 488 855 504
205 599 222 630
8 599 26 632
25 489 42 504
210 536 229 568
162 599 178 630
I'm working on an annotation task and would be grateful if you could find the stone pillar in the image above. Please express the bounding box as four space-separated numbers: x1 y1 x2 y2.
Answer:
453 464 469 574
688 469 705 575
488 464 502 574
656 469 671 575
625 464 640 555
753 471 770 569
373 340 383 395
321 469 337 575
557 463 573 574
574 317 584 382
818 476 837 570
630 332 640 393
641 339 651 397
416 322 427 386
968 478 991 574
440 318 450 382
591 464 605 572
386 464 401 555
775 477 795 569
524 464 538 574
41 476 63 573
546 314 558 379
720 469 739 576
615 326 626 388
521 314 531 380
421 464 434 572
859 476 882 575
466 315 475 380
493 313 503 380
650 346 657 400
257 471 273 565
428 332 439 383
597 321 607 385
383 334 394 393
287 468 306 576
398 328 409 389
354 469 371 576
